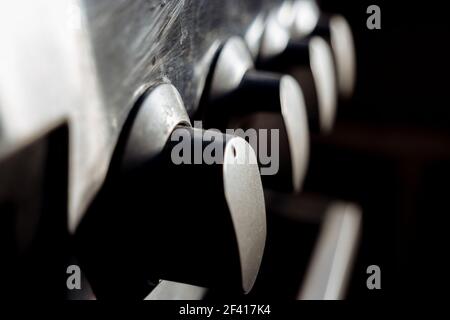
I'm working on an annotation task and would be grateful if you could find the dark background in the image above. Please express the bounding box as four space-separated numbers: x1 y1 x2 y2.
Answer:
2 0 448 301
307 0 450 298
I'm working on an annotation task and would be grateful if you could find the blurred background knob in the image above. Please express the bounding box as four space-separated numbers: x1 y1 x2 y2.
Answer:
288 0 356 99
256 1 339 134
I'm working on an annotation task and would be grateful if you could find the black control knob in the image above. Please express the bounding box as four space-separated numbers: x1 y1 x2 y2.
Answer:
199 37 309 193
75 83 266 299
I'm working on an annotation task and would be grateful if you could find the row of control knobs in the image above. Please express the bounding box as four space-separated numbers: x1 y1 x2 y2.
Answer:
75 0 356 299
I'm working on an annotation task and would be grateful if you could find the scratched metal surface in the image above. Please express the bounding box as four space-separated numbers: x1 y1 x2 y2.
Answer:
83 0 283 117
0 0 282 231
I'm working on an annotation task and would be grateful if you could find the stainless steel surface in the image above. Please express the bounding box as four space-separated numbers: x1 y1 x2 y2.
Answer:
0 0 284 233
0 0 107 233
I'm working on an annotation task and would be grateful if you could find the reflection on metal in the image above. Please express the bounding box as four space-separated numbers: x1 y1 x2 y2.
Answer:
145 281 207 300
0 0 107 232
298 203 362 300
120 83 191 173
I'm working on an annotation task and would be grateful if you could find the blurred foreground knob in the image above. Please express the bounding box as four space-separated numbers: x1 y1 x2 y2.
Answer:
200 37 309 193
75 83 266 299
